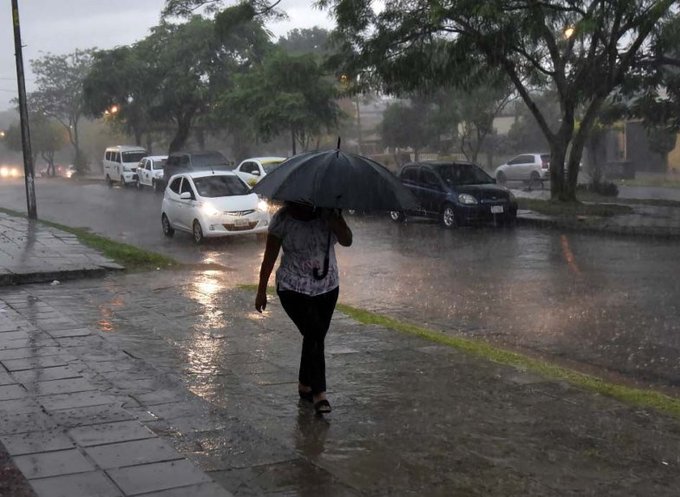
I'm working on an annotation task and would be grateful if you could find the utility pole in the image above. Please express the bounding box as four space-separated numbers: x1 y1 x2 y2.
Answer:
11 0 37 220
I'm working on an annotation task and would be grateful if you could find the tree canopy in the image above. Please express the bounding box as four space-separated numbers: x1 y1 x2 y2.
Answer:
320 0 679 200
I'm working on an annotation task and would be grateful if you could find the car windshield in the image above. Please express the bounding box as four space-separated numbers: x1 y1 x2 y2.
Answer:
192 175 249 197
262 160 285 173
122 151 146 163
435 163 494 186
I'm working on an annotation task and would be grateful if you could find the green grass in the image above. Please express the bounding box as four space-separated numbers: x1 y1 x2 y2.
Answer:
239 283 680 418
0 207 178 271
517 198 633 217
614 177 680 189
575 190 680 208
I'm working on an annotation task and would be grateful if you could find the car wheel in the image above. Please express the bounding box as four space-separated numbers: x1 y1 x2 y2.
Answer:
136 179 141 190
153 180 162 193
441 204 457 228
120 175 127 187
389 211 405 223
496 171 507 186
162 214 174 237
105 174 112 187
192 220 204 244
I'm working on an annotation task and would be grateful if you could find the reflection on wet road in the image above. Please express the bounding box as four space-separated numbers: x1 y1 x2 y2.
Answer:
1 179 680 387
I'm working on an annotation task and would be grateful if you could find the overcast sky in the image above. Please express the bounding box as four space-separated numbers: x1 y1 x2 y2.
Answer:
0 0 334 108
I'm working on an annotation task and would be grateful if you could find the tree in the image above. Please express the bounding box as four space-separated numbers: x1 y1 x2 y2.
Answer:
278 27 331 56
381 101 433 162
28 50 94 173
222 50 343 155
321 0 679 201
5 115 67 175
83 47 154 146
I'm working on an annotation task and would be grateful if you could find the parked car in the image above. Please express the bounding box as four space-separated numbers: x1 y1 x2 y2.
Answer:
233 156 287 186
157 150 232 192
161 171 270 243
103 145 147 187
494 153 550 189
135 155 167 190
390 161 517 228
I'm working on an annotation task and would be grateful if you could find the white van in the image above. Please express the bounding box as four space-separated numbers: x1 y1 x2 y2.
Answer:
103 145 147 186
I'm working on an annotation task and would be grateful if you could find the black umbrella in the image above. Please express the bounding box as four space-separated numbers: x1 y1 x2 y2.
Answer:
251 148 418 211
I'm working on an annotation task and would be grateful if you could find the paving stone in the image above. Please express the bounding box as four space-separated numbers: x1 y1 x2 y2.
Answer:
0 383 27 400
28 471 122 497
69 420 156 447
1 430 75 455
14 448 95 479
12 365 85 384
46 327 93 338
40 390 117 411
137 482 233 497
2 354 74 372
0 345 63 361
0 397 41 414
0 369 15 385
107 459 212 496
34 377 97 396
0 410 57 435
49 404 136 428
85 438 184 469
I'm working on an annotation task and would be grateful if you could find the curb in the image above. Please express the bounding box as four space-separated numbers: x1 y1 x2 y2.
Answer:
0 265 122 287
516 214 680 240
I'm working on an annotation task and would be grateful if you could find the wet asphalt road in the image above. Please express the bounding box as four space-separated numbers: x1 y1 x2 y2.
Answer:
2 178 680 390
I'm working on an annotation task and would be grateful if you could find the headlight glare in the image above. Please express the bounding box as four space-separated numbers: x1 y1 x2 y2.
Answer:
458 193 478 205
257 199 269 212
201 203 220 216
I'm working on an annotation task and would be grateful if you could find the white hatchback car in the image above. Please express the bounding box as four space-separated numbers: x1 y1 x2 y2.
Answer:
135 155 167 190
495 153 551 188
161 171 270 243
233 156 287 186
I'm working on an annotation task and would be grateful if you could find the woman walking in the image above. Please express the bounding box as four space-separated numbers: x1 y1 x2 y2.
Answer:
255 201 353 414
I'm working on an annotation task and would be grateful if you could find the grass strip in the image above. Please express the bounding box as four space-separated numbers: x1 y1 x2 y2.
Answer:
0 207 178 271
335 303 680 418
239 285 680 418
517 198 633 217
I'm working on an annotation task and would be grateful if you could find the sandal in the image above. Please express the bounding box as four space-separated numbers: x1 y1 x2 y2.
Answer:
314 399 332 414
298 390 313 402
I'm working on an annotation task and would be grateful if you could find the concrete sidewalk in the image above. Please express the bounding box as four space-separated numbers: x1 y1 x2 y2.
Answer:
0 212 122 286
1 270 680 496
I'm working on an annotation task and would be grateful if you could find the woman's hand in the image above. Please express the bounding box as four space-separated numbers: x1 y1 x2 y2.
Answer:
255 289 267 313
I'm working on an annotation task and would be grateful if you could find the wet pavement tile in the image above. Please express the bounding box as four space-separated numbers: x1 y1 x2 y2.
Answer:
136 482 232 497
14 448 95 479
28 471 122 497
2 354 76 372
0 397 42 414
69 420 156 447
0 411 57 435
84 438 183 469
45 327 93 339
0 430 76 456
0 383 28 400
0 346 63 361
49 404 137 429
39 390 119 411
12 365 86 384
0 369 15 385
106 459 213 495
33 377 98 396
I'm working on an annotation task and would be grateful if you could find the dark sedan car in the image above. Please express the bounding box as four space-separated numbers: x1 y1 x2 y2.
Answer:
390 161 518 227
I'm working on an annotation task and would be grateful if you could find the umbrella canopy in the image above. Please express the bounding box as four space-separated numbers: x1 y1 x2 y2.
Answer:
251 149 418 211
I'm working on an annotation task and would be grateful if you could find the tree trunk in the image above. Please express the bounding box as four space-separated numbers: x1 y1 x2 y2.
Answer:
291 128 297 156
168 113 193 154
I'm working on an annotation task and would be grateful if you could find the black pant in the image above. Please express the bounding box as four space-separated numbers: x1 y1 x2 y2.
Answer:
277 286 339 395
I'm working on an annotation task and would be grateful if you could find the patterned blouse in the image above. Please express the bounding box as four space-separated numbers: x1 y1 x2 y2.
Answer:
268 207 338 296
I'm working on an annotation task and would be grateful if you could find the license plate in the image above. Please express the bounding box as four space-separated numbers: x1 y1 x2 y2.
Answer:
234 218 249 227
490 206 504 214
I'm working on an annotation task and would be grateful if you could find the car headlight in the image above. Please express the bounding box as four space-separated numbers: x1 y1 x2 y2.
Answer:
0 167 8 178
458 193 478 205
257 199 269 212
201 203 220 216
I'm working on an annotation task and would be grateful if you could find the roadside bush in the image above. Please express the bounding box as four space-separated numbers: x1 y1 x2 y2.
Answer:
578 181 619 197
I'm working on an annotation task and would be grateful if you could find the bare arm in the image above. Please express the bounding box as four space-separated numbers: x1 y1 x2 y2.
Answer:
328 210 353 247
255 234 282 313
